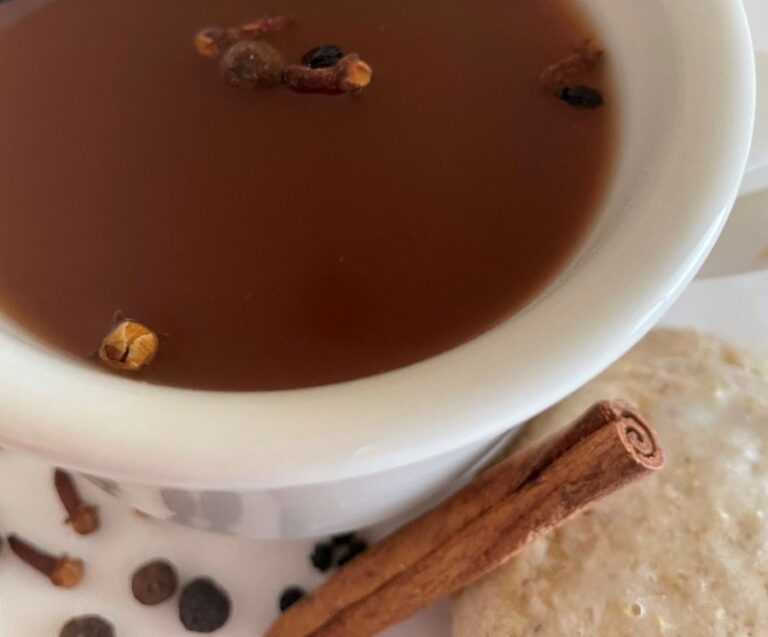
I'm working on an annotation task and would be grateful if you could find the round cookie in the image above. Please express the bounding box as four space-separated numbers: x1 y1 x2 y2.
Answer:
453 328 768 637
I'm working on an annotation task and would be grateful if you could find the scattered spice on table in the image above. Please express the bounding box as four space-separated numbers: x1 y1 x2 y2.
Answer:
59 615 115 637
131 559 179 606
279 586 306 612
7 534 84 588
54 468 100 535
331 533 355 546
179 577 232 633
337 539 368 566
310 542 334 572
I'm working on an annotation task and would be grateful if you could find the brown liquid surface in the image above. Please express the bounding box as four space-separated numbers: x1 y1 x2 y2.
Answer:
0 0 613 390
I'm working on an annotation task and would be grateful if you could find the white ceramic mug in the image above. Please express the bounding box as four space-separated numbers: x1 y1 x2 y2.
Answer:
0 0 766 539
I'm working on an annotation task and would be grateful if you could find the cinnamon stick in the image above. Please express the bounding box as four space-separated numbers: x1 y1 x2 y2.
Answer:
266 401 663 637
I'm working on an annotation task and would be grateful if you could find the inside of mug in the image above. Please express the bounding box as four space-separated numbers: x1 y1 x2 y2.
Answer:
0 0 678 376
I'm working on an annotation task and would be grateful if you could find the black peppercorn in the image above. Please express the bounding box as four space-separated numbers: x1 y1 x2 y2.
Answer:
337 539 367 566
59 615 115 637
301 45 344 69
179 577 231 633
557 85 604 109
310 542 334 572
131 559 179 606
279 586 306 611
331 532 355 546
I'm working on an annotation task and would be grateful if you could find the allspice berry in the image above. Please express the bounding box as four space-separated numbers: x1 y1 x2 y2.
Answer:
131 559 179 606
59 615 115 637
220 40 285 89
179 577 232 633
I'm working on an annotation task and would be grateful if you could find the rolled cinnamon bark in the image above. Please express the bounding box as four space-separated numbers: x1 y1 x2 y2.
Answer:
266 401 663 637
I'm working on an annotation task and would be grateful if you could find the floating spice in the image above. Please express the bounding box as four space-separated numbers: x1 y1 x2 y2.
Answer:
194 16 293 58
59 615 115 637
239 15 295 38
301 45 344 69
54 468 100 535
8 534 84 588
194 27 234 59
284 54 372 95
194 17 373 96
220 41 286 89
558 85 604 109
540 40 603 91
132 559 179 606
99 319 159 372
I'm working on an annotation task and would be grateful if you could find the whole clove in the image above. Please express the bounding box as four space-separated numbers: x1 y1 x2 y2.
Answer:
284 54 373 94
54 468 100 535
99 319 159 372
8 534 84 588
195 16 293 59
540 40 604 91
194 27 234 59
195 17 373 96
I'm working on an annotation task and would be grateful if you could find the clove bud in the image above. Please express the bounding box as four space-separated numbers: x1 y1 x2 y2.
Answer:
195 17 373 96
540 40 604 92
54 468 100 535
194 27 234 59
284 54 373 94
99 319 159 372
238 15 294 39
8 534 85 588
194 16 293 59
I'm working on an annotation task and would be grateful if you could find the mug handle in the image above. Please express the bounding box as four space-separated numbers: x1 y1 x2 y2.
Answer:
744 0 768 178
745 51 768 177
697 1 768 278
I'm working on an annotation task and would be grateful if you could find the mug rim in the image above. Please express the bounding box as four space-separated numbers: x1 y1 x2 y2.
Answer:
0 0 756 488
